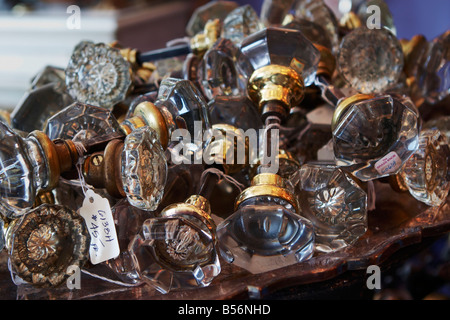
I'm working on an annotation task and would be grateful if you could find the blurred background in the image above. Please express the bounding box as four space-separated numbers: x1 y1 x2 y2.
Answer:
0 0 448 111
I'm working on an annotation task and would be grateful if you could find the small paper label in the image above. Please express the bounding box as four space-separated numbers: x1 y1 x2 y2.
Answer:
374 151 402 175
79 189 120 264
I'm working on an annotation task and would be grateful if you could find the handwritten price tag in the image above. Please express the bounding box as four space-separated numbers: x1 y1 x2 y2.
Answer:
79 189 120 264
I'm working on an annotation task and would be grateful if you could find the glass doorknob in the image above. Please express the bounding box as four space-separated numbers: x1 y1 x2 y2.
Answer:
128 194 220 293
6 204 90 287
82 126 167 211
0 122 81 217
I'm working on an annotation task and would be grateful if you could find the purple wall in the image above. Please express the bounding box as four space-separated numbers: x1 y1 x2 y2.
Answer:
234 0 449 40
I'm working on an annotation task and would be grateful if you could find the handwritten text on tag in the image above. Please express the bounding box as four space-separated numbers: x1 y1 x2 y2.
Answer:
78 189 120 264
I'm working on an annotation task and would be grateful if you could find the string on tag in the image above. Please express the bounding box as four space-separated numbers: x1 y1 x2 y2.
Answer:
200 167 245 193
367 180 376 211
81 269 144 288
75 156 92 202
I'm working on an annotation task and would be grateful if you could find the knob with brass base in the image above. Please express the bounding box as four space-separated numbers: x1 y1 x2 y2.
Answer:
238 27 320 123
332 94 420 181
128 194 220 294
82 126 167 211
0 121 84 217
6 203 90 288
216 172 315 274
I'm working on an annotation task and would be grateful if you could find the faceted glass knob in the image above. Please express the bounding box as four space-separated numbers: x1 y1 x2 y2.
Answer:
283 18 333 51
415 31 450 104
128 195 220 294
260 0 296 27
45 102 123 143
11 82 74 133
400 129 450 207
155 78 212 140
292 0 340 54
104 199 155 284
208 95 263 131
238 27 320 87
337 27 404 94
197 38 245 100
221 4 264 45
217 173 315 273
0 122 52 217
65 41 132 109
121 126 168 211
8 204 90 287
295 162 368 253
185 0 239 37
332 94 420 181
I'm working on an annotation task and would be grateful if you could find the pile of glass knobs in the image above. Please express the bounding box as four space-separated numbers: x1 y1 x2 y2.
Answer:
0 0 449 294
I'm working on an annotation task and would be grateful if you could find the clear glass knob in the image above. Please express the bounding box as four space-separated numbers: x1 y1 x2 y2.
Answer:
337 27 404 94
128 195 220 294
11 65 73 133
45 102 123 143
216 173 315 273
295 162 368 253
8 204 90 287
197 38 245 100
11 82 74 134
400 129 450 207
103 199 155 284
292 0 340 54
238 27 320 87
414 31 450 104
221 4 265 45
185 0 238 37
208 95 263 130
65 41 133 109
121 126 168 211
332 94 420 181
0 122 52 217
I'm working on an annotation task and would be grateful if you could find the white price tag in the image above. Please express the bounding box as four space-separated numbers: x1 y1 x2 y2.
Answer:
374 151 402 176
78 189 120 264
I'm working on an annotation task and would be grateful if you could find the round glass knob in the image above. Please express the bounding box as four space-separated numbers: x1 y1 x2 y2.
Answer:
65 41 132 109
337 27 404 94
8 204 90 287
332 94 420 181
337 27 403 93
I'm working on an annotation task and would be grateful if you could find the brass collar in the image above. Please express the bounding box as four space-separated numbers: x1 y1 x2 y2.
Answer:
235 173 299 213
331 94 374 131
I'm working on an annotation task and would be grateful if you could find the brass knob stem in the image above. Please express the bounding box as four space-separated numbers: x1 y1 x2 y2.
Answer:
83 139 125 198
248 64 305 122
